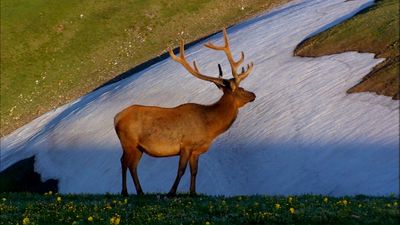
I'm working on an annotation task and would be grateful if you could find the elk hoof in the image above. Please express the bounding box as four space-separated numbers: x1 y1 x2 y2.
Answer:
166 192 176 198
121 190 128 197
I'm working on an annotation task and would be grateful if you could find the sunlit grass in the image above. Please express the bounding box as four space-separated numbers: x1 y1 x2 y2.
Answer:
0 0 289 136
0 193 398 224
294 0 399 99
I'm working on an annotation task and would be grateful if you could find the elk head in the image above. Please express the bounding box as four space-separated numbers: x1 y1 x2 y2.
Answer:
168 28 256 108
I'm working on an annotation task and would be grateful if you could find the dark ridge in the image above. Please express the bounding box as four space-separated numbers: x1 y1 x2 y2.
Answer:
93 28 227 92
0 156 58 193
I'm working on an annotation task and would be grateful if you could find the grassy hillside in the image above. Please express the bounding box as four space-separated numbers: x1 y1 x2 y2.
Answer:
0 0 289 137
294 0 399 99
1 193 399 224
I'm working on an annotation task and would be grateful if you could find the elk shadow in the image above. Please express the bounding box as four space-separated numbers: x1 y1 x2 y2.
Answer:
0 156 58 193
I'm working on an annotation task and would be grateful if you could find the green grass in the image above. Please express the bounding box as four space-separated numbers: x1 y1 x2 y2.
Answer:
294 0 399 99
0 193 399 225
0 0 289 136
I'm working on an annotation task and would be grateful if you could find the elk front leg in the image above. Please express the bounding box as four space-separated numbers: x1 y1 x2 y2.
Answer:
189 154 199 195
168 149 191 197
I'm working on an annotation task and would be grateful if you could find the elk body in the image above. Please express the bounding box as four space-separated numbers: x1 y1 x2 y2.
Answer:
114 29 255 196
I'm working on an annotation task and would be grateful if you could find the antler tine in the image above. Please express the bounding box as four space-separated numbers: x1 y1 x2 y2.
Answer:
204 28 246 84
236 51 245 66
204 29 227 50
204 42 225 51
179 40 185 59
193 61 200 72
237 62 254 83
168 40 225 86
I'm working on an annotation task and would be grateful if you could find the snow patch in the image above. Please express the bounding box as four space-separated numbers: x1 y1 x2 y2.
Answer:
1 0 398 196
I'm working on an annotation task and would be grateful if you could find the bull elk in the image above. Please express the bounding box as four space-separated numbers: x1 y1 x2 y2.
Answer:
114 28 255 196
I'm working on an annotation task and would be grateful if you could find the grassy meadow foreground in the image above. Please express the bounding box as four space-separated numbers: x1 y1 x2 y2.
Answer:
0 193 399 224
0 0 289 136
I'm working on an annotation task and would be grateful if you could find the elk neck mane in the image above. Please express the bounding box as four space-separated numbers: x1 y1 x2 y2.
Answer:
202 91 239 136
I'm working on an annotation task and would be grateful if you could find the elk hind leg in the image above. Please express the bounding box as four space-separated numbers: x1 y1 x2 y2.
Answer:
128 147 144 195
121 144 144 195
121 153 129 196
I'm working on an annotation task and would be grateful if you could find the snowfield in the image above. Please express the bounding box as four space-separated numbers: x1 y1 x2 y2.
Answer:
1 0 399 196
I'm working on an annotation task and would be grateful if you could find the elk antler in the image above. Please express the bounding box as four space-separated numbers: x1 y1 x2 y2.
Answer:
168 40 225 87
204 28 253 85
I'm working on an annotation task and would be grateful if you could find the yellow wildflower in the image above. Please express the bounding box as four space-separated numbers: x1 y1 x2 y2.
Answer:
275 203 281 209
2 198 6 202
323 197 328 203
288 196 293 203
57 196 62 202
88 216 94 222
48 191 53 195
289 207 295 214
124 198 128 204
23 217 30 225
205 222 211 225
337 199 348 206
394 201 398 206
110 215 121 225
386 203 392 208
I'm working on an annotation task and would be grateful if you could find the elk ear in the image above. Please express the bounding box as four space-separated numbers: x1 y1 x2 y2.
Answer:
218 64 223 79
214 64 225 90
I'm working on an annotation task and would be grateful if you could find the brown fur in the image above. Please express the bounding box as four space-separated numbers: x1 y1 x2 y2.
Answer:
114 29 255 196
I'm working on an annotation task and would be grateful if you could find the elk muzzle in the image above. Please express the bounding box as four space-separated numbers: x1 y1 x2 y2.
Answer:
249 92 256 102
